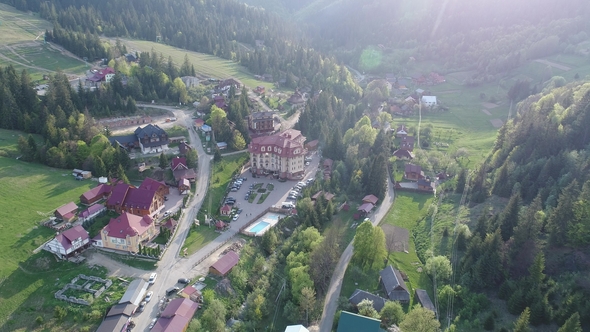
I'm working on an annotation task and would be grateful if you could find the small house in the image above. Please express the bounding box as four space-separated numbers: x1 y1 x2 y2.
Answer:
209 251 239 276
180 286 202 303
396 124 408 138
418 178 436 192
415 289 436 312
194 118 205 129
78 204 106 223
348 289 387 312
362 194 379 205
404 164 424 181
179 142 192 155
421 96 437 107
379 265 410 303
393 149 414 160
357 203 374 216
80 184 112 205
179 178 191 194
43 225 90 259
152 298 198 332
400 136 415 151
54 202 78 222
119 279 148 306
215 220 228 231
220 205 232 216
217 142 227 150
285 325 309 332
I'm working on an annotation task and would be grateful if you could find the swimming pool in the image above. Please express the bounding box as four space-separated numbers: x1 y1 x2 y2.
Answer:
264 213 280 222
248 221 270 234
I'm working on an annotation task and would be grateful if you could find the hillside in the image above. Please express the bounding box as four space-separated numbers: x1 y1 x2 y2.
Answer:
460 82 590 329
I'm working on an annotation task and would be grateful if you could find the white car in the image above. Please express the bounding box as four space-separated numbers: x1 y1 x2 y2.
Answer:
144 291 153 302
148 273 157 284
149 318 157 329
232 214 240 221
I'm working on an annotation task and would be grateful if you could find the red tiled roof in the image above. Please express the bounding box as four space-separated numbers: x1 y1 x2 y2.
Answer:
56 225 89 251
139 178 167 192
171 157 188 171
362 194 379 205
194 119 204 127
210 251 239 275
248 130 305 158
81 184 112 202
358 203 374 213
103 212 153 239
161 218 177 231
174 168 197 182
220 205 231 212
182 286 199 296
56 202 78 217
79 204 105 219
121 188 156 210
153 298 198 332
107 183 131 206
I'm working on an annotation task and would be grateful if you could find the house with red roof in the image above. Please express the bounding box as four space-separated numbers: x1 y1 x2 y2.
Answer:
393 148 415 160
362 194 379 205
171 157 188 171
220 204 232 216
80 184 112 205
54 202 79 222
194 118 205 129
404 164 425 181
139 177 169 197
180 285 202 302
86 67 115 87
248 129 306 180
179 142 192 155
209 251 239 276
44 225 90 259
78 204 106 223
106 179 168 217
357 203 374 215
152 298 198 332
98 212 157 253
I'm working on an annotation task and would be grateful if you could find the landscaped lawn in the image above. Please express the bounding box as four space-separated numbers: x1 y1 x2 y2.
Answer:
201 152 248 217
98 251 158 271
165 125 190 142
181 225 220 256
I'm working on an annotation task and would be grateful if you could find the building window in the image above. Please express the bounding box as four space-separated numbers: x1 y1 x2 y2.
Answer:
261 147 265 152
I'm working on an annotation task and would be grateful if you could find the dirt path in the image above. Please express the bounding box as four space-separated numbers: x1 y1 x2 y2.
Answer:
0 51 53 73
534 59 571 71
85 251 150 278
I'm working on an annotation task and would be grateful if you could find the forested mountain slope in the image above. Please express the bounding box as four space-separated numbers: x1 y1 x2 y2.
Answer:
461 82 590 328
2 0 361 100
243 0 590 78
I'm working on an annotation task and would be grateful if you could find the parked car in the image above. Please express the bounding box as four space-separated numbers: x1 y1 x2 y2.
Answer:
144 291 153 302
305 162 310 166
237 209 243 214
166 286 180 296
233 214 240 221
149 318 157 330
241 177 248 181
230 187 238 192
138 301 147 312
178 278 191 284
148 273 157 284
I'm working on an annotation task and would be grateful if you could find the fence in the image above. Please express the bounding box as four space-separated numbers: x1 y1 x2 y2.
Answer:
192 232 238 267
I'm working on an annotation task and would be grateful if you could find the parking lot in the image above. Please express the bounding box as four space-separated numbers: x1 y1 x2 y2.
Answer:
219 152 320 227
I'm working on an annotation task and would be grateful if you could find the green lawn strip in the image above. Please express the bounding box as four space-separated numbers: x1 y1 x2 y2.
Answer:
202 153 248 218
257 192 270 204
98 251 157 270
165 125 190 142
0 250 128 332
181 225 220 256
248 193 257 203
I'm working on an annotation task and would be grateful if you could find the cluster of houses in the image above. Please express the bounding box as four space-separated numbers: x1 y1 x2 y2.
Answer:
346 265 435 330
44 177 177 259
110 124 170 155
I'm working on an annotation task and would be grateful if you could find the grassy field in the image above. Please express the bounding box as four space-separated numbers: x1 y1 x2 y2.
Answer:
181 225 220 256
115 39 277 90
0 3 51 44
0 129 42 157
182 152 248 255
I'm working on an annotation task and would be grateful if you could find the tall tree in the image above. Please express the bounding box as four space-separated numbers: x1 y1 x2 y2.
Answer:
557 312 582 332
512 307 531 332
399 306 440 332
352 221 387 271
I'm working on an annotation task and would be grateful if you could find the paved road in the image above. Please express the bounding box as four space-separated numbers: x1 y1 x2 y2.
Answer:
318 173 396 332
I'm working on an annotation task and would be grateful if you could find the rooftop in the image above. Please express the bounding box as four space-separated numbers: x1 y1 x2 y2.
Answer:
210 251 239 275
